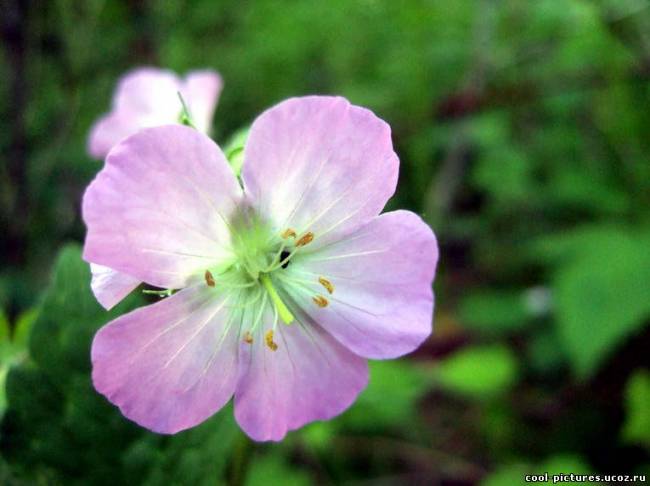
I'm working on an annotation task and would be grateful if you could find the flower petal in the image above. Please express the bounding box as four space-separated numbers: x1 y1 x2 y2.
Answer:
234 314 368 441
285 210 438 359
92 285 240 434
90 264 140 310
241 96 399 248
113 67 182 118
88 68 184 159
87 111 144 160
182 70 223 134
83 125 243 289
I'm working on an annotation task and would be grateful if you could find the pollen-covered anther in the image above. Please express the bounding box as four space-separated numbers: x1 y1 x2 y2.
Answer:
295 232 314 247
243 331 253 344
265 330 278 351
312 295 329 308
281 228 296 239
318 277 334 294
204 270 216 287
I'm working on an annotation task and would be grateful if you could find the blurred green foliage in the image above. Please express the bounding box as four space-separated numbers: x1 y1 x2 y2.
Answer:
622 370 650 450
1 0 649 483
434 345 519 399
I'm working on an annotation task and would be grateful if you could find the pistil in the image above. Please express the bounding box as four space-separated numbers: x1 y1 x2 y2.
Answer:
260 273 294 324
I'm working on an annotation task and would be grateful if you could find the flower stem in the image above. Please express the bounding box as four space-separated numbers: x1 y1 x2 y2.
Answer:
260 274 294 325
177 91 196 129
142 288 174 297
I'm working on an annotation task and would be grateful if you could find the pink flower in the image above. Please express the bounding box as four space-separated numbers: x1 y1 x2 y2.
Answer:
87 67 222 309
82 96 438 441
88 67 222 159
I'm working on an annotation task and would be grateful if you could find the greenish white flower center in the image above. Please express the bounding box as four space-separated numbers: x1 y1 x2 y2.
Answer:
197 216 333 351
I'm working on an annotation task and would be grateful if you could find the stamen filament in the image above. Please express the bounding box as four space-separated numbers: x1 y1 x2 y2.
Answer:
266 246 300 272
265 241 287 271
260 274 294 324
249 292 269 335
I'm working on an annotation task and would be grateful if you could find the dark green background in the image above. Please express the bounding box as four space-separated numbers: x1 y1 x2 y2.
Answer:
1 0 649 484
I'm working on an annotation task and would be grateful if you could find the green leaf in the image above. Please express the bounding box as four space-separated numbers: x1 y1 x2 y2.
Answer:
2 244 148 484
621 369 650 449
245 453 312 486
0 308 37 418
343 360 429 430
472 146 534 204
435 345 519 399
481 463 529 486
300 421 335 451
481 455 593 486
458 289 536 334
223 126 250 177
136 408 241 486
28 244 143 387
539 454 593 484
549 227 650 378
527 328 566 374
0 310 9 344
12 308 38 349
0 365 9 418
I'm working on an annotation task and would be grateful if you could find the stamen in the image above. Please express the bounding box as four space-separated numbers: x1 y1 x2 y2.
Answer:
265 329 278 351
318 276 334 294
260 274 294 324
204 270 216 287
295 232 314 247
243 331 253 344
312 295 329 308
281 228 296 239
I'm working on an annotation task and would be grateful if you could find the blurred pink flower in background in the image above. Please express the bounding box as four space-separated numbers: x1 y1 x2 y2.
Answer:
87 67 222 159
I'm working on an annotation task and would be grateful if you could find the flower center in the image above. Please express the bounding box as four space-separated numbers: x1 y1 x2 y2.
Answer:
182 215 335 353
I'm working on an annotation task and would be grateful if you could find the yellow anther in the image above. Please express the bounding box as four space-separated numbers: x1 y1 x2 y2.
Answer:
265 330 278 351
281 228 297 239
295 232 314 247
318 276 334 294
312 295 329 308
204 270 216 287
243 331 253 344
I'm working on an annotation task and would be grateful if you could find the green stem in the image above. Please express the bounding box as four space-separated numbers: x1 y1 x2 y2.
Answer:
142 288 173 296
177 92 196 129
260 274 294 325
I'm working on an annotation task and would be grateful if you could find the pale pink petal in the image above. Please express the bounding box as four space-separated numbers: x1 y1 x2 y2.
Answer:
87 111 144 160
234 313 368 441
88 68 184 159
285 210 438 359
90 264 141 310
82 125 243 289
241 96 399 249
182 70 223 134
92 285 240 434
113 67 182 119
